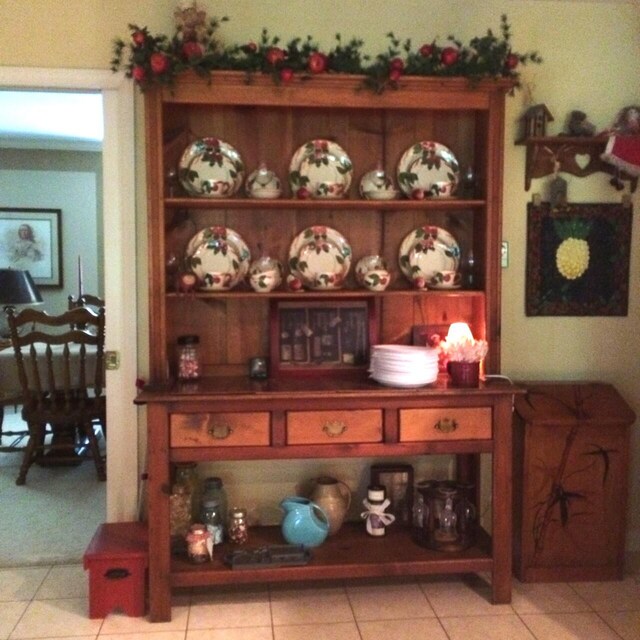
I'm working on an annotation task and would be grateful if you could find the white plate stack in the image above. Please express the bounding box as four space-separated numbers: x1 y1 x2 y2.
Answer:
369 344 439 388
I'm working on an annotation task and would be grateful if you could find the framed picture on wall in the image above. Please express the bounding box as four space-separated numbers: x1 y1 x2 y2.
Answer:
0 207 62 287
526 201 632 316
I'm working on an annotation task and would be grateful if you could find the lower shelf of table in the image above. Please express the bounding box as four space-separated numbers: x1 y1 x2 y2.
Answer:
170 522 493 588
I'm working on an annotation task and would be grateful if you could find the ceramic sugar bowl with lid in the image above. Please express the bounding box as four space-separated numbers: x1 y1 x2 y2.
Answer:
245 163 282 199
359 165 399 200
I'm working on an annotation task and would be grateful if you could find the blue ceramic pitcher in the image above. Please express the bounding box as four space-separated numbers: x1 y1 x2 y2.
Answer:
280 497 330 548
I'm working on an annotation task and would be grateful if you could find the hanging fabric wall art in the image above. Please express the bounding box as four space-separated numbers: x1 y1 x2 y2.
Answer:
526 201 632 316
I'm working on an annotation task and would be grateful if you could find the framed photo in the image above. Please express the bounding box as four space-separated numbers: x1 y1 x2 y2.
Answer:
370 463 414 526
0 207 62 287
269 298 377 377
526 202 631 316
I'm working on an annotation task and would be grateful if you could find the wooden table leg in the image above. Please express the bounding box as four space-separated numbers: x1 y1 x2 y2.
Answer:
147 404 172 622
491 395 514 604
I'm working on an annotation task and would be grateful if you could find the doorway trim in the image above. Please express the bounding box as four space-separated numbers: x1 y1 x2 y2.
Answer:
0 67 138 521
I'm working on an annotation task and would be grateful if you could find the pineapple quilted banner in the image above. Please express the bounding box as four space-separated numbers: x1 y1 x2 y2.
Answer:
526 202 632 316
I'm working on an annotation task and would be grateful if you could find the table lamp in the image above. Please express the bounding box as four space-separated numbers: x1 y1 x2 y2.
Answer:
0 268 43 340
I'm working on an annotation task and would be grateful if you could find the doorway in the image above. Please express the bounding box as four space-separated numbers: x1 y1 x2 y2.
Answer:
0 67 138 524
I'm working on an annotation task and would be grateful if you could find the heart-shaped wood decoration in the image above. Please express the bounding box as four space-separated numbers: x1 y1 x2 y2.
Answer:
575 153 591 170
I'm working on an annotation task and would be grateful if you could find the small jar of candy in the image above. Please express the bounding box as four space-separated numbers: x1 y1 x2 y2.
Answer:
228 507 249 544
176 334 201 380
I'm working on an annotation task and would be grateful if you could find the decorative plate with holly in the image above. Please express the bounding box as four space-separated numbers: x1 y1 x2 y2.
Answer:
398 226 460 286
185 226 251 290
289 140 353 199
397 141 460 199
178 137 245 198
288 225 352 289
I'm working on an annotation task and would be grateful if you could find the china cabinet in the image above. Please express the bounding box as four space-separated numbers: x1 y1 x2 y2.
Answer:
139 71 521 621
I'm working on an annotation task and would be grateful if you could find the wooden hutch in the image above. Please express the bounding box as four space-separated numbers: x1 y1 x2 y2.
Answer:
138 71 521 621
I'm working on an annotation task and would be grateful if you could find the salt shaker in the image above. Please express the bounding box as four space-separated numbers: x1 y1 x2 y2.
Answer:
361 485 395 537
228 507 249 544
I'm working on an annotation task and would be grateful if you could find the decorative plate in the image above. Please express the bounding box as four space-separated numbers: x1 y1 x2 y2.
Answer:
289 140 353 199
398 226 460 285
396 141 460 198
178 137 245 198
185 226 251 290
288 225 352 290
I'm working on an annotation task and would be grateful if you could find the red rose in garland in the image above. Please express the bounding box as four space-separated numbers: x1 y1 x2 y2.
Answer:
182 41 204 61
389 57 404 72
440 46 459 67
505 53 519 70
266 46 285 66
150 52 170 74
389 68 402 82
280 67 294 83
132 30 146 47
419 43 434 57
308 52 328 74
132 66 146 82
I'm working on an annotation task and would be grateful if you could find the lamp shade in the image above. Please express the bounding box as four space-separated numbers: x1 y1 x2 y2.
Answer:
0 269 43 305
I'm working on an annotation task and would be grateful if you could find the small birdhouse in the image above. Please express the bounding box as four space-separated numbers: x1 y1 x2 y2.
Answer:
519 104 554 141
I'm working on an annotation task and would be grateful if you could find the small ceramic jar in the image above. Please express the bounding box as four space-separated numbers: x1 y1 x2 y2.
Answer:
245 163 282 199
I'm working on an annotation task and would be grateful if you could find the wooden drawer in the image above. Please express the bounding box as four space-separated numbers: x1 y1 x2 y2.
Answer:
399 407 492 441
171 412 270 447
287 410 382 445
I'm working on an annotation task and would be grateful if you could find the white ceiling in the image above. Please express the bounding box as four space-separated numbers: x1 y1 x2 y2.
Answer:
0 90 103 151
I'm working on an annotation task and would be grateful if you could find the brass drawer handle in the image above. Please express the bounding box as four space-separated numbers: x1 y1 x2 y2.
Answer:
434 418 458 433
322 420 347 437
208 423 234 439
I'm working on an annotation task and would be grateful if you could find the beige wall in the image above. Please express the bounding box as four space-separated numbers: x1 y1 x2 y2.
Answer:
2 0 639 566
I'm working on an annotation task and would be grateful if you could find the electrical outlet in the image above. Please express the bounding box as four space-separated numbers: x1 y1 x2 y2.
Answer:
501 241 509 268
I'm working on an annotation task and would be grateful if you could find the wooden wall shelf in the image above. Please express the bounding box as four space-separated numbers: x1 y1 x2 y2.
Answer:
516 136 637 192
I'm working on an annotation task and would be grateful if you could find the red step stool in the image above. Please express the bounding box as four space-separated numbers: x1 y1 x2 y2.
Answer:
83 522 148 618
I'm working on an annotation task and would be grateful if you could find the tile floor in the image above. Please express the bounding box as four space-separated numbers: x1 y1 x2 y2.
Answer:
1 565 639 640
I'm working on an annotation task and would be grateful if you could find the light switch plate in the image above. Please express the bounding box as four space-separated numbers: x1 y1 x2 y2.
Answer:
501 241 509 268
105 350 120 370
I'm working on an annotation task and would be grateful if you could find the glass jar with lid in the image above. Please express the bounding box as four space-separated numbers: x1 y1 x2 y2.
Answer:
176 334 201 380
228 507 249 544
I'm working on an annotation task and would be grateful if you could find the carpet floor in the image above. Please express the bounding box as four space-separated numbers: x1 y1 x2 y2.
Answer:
0 406 105 567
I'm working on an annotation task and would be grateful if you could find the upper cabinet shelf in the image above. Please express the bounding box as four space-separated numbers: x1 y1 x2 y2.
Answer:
516 136 638 192
163 197 487 210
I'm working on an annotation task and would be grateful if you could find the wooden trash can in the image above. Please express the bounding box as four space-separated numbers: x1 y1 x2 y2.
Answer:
83 522 148 618
513 382 635 582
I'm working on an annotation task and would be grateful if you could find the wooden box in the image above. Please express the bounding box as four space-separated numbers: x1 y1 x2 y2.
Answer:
513 382 636 582
83 522 148 618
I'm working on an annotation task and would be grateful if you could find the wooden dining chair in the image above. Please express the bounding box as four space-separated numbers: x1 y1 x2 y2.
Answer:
6 306 107 485
68 293 105 311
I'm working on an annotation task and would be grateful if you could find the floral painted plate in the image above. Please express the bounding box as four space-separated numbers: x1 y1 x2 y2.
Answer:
178 137 245 198
289 139 353 199
185 226 251 290
288 225 352 290
396 141 460 198
398 226 460 285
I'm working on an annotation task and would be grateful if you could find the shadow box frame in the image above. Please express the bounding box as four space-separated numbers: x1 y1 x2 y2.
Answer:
269 297 378 378
370 463 414 526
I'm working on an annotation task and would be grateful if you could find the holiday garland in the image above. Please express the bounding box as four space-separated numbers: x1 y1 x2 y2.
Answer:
110 5 542 93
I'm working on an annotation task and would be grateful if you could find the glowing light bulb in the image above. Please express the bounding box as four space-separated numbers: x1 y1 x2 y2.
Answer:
446 322 473 344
